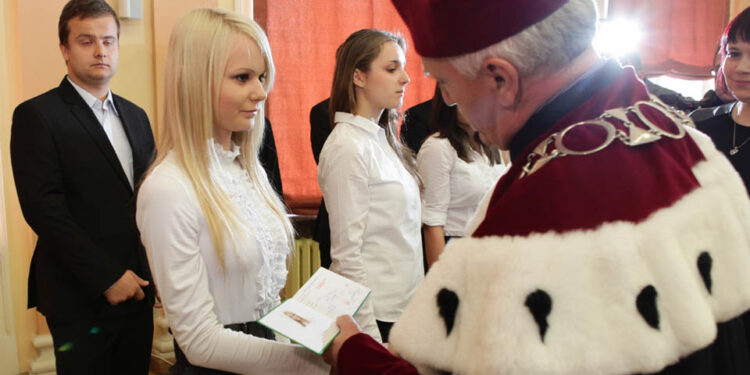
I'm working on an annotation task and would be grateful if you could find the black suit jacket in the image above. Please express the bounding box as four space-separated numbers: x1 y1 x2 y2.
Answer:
310 98 332 165
11 77 155 321
400 99 433 153
309 98 333 268
259 117 283 199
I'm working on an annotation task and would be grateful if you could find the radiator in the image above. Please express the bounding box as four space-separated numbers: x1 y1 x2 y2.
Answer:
282 238 321 299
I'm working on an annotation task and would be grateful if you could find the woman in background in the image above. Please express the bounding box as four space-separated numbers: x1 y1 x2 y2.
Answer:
417 87 507 267
692 7 750 191
317 29 423 343
690 5 750 355
136 8 327 374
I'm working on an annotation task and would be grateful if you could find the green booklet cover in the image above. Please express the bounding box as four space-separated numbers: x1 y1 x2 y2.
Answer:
258 268 371 354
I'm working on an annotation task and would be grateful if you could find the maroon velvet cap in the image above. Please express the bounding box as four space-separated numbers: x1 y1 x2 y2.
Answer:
391 0 568 58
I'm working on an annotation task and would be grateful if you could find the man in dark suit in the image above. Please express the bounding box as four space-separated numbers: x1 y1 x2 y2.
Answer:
10 1 155 373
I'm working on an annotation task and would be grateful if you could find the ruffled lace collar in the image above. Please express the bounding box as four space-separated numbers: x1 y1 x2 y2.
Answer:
209 139 241 162
207 139 288 316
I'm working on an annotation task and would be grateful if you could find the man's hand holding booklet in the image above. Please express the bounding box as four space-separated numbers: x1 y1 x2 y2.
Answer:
259 268 371 354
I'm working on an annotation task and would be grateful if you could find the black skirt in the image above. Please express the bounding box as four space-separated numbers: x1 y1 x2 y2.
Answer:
170 321 276 375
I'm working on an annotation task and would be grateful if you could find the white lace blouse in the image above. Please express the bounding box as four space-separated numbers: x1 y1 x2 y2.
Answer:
136 141 327 374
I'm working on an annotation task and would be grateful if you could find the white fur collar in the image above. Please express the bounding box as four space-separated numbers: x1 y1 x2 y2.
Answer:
389 127 750 375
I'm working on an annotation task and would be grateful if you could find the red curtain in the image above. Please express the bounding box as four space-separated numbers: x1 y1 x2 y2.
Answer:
609 0 729 79
257 1 434 209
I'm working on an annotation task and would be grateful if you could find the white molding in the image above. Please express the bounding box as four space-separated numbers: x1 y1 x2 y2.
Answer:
235 0 253 19
28 334 55 375
0 111 19 374
0 253 19 375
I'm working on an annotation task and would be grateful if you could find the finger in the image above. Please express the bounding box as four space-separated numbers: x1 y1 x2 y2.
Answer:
336 315 360 331
132 273 150 287
134 286 145 301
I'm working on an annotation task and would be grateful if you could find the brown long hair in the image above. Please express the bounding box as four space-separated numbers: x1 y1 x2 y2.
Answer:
431 87 501 165
329 28 420 186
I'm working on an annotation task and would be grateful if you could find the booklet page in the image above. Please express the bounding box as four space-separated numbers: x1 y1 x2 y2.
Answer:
258 268 371 354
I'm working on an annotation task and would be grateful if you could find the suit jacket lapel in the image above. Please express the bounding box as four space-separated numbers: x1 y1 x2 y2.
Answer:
59 78 133 192
114 97 149 186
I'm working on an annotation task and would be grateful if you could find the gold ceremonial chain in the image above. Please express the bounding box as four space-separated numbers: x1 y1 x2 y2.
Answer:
520 97 693 179
730 121 750 156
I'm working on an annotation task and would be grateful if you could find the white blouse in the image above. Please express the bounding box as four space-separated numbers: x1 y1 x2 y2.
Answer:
417 134 508 236
318 113 424 332
136 141 327 374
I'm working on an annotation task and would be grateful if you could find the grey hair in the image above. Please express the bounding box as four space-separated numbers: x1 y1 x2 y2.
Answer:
449 0 598 79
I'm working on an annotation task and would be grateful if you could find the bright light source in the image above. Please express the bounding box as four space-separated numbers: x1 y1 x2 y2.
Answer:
593 19 642 58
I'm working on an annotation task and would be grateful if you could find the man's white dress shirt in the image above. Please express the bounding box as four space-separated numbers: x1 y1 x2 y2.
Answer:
68 77 134 188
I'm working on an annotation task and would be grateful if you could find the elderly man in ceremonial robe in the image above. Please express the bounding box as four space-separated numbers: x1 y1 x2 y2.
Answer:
323 1 750 374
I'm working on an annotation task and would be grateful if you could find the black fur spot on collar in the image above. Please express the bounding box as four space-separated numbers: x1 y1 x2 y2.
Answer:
525 290 552 342
437 288 459 336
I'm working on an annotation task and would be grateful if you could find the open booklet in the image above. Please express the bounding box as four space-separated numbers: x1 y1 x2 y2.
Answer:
258 267 371 354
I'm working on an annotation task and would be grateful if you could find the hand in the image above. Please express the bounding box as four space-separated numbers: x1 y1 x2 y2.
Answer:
323 315 362 369
104 270 149 305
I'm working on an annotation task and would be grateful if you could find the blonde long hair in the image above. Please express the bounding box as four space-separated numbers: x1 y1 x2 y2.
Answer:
146 8 294 268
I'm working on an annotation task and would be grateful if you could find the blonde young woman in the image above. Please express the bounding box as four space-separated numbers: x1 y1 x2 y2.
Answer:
136 9 327 374
317 29 424 343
